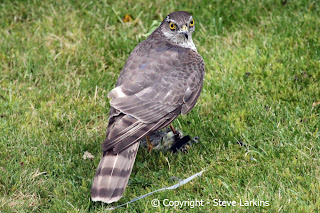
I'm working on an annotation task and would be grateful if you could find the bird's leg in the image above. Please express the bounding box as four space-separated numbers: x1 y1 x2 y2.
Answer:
170 123 181 141
169 123 177 135
146 136 153 152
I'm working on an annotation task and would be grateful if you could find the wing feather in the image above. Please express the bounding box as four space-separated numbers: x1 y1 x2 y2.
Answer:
109 48 204 124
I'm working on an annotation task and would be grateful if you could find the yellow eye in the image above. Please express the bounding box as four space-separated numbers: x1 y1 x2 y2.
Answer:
190 19 195 26
169 22 176 30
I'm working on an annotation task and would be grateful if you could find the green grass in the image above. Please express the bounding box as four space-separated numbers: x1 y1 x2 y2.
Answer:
0 0 319 212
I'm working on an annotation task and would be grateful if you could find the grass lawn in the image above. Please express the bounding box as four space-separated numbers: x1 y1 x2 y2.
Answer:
1 0 319 212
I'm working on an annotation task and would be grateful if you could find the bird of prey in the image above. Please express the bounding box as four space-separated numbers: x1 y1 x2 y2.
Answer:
91 11 205 203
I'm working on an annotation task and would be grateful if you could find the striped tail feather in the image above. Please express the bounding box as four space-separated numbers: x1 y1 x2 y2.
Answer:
91 109 177 203
91 142 140 203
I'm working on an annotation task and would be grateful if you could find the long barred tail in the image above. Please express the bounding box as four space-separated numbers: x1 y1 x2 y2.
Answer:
91 142 140 203
91 108 175 203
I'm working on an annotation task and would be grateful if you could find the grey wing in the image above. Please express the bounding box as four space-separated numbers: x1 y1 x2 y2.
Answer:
104 45 205 153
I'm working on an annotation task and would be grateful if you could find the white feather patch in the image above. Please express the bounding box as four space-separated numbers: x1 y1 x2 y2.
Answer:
108 86 127 99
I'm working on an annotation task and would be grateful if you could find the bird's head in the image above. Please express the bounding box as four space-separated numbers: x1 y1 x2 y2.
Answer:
160 11 197 51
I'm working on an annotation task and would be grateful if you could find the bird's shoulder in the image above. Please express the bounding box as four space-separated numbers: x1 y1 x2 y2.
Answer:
116 34 204 88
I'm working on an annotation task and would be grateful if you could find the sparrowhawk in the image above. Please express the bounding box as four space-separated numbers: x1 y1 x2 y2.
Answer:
91 11 205 203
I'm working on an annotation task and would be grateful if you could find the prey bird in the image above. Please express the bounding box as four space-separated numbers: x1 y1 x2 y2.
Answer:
91 11 205 203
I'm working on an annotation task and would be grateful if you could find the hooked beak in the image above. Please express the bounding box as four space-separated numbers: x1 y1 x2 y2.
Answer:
179 25 189 39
